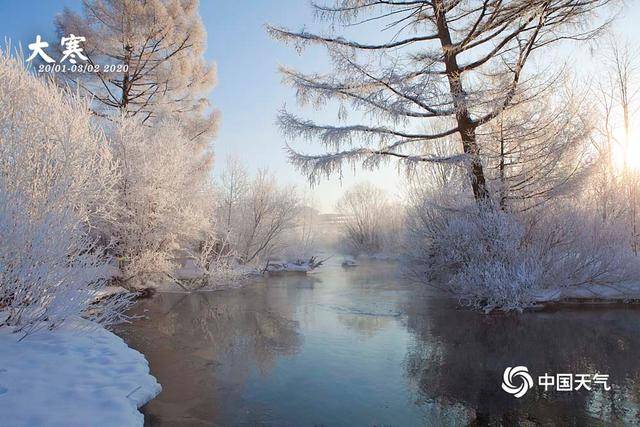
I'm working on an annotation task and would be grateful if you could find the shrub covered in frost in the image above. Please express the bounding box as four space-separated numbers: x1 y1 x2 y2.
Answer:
0 52 132 335
406 187 640 312
418 205 543 311
100 117 215 287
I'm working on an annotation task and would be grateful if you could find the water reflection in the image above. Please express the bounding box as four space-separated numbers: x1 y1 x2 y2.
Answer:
119 262 640 426
403 294 640 426
120 280 304 425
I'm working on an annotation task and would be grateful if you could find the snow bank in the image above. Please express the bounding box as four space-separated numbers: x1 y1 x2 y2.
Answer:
232 263 262 276
93 285 130 301
534 282 640 304
264 257 325 274
266 261 313 273
0 319 160 427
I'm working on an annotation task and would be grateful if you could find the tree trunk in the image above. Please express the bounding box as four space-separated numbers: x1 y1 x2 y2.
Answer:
120 44 133 112
498 115 507 210
433 1 489 202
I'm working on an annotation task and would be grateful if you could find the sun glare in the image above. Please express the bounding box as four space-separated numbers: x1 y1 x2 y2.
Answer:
611 128 640 173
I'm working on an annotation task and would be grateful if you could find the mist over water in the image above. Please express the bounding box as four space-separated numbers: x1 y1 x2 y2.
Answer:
120 262 640 426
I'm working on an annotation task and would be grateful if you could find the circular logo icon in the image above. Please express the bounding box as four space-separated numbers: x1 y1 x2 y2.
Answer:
502 366 533 398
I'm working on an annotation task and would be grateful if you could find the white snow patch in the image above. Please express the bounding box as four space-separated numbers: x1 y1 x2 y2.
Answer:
532 288 562 302
93 285 130 301
0 318 161 427
533 282 640 304
561 282 640 300
341 258 358 268
232 263 262 276
266 261 313 273
264 257 326 274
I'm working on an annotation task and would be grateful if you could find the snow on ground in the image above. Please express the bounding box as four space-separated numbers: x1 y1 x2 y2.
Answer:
264 258 325 274
0 318 161 427
93 285 131 301
562 282 640 300
170 255 329 283
265 261 313 273
534 282 640 304
179 259 263 278
232 263 262 276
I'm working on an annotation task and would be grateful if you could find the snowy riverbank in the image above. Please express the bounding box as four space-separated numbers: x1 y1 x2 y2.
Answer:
534 282 640 304
0 318 160 427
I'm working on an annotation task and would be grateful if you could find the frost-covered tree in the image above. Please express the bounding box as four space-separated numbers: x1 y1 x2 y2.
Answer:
103 117 215 286
404 175 640 312
218 155 249 233
336 183 402 255
216 165 300 265
480 84 594 210
269 0 617 202
55 0 218 145
282 200 321 260
0 52 131 334
55 0 219 284
592 38 640 252
235 170 300 264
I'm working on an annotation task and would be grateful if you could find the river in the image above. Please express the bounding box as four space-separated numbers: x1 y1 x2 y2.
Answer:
119 261 640 426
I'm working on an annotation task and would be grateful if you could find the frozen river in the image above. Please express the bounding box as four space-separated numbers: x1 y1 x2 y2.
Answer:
119 261 640 426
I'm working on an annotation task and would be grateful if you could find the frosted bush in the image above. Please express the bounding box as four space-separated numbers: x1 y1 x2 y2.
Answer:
188 230 248 289
530 206 639 289
0 52 131 335
0 194 132 336
216 167 300 265
423 206 544 311
102 117 214 287
406 193 640 312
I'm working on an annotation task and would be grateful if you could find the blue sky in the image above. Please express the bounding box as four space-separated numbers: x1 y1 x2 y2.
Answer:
1 1 639 211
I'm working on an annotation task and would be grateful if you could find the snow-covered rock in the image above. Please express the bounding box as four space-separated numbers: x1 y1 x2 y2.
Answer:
0 318 161 427
264 257 326 274
341 259 358 268
265 261 312 273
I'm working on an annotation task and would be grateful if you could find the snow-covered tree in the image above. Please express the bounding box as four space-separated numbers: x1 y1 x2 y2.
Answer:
55 0 219 284
404 178 639 312
480 83 594 210
599 39 640 253
55 0 218 145
269 0 617 202
282 200 321 260
216 164 300 265
235 170 300 264
102 117 215 287
218 155 249 234
0 52 131 334
336 183 402 255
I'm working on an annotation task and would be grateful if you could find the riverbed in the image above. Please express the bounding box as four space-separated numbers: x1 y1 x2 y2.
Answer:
119 261 640 426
